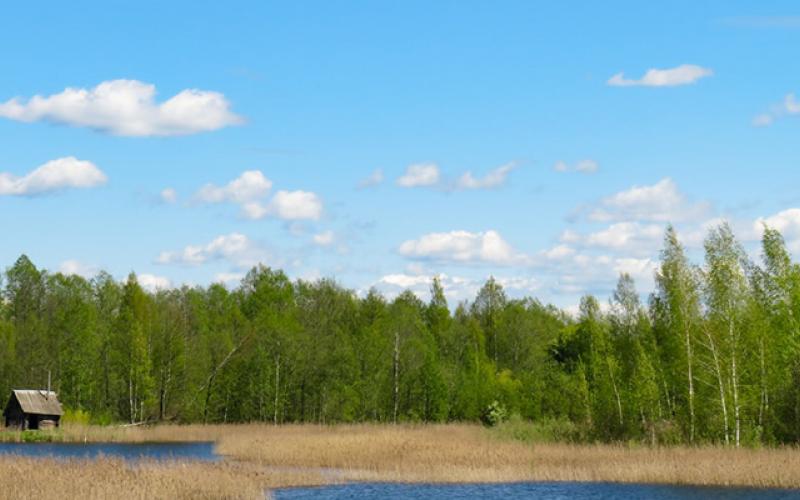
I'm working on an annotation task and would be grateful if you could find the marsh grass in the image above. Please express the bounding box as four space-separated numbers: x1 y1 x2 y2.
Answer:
0 457 329 499
2 423 800 498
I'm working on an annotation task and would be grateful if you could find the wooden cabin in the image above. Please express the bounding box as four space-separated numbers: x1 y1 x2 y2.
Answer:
3 390 63 430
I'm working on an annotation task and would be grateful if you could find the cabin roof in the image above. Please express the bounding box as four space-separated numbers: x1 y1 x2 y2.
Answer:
7 390 63 416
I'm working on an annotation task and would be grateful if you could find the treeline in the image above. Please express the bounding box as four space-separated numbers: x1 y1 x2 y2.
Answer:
2 222 800 446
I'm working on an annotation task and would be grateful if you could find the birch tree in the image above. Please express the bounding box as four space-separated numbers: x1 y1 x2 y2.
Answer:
653 226 702 442
704 223 749 447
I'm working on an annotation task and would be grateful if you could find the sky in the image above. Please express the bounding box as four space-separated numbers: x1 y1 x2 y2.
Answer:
1 1 800 310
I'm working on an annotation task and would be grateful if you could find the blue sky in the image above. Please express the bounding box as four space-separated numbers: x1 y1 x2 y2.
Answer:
1 1 800 310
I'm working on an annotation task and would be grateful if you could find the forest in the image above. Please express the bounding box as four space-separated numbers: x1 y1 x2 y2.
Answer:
1 222 800 447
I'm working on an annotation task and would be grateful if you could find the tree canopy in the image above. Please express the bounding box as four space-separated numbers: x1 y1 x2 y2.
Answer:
2 224 800 446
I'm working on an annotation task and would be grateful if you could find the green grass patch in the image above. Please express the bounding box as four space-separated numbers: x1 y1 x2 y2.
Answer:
490 414 586 444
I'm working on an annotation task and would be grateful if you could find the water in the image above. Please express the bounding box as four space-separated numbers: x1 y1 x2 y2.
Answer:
0 441 218 461
274 482 800 499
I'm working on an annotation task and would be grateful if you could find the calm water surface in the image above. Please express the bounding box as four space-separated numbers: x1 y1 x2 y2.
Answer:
0 441 218 461
275 482 800 499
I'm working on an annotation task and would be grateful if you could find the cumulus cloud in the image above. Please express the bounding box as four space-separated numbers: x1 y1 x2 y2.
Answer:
579 222 664 255
196 170 272 204
0 80 243 136
214 272 245 286
59 260 99 278
553 159 598 174
156 232 269 269
373 272 538 304
587 178 709 223
0 157 107 196
194 170 322 221
398 230 528 265
266 190 323 221
753 93 800 127
397 163 440 187
545 252 658 299
358 169 384 189
754 208 800 252
455 163 516 190
138 274 172 292
607 64 713 87
373 273 478 303
538 244 577 261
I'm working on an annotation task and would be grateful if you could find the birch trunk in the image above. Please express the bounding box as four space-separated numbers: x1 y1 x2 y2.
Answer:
706 327 730 445
684 313 695 443
730 313 740 448
393 331 400 424
273 352 280 425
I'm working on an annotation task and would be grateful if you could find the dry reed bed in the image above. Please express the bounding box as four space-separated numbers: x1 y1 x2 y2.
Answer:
2 423 800 496
216 424 800 489
0 457 329 500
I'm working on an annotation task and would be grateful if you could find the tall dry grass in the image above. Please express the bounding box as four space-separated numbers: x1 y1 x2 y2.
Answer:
0 457 329 499
2 423 800 496
216 424 800 488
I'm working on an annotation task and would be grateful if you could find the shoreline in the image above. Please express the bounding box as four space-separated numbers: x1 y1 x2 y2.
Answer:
2 423 799 498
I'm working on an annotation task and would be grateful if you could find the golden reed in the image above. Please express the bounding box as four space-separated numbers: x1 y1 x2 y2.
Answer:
1 423 799 498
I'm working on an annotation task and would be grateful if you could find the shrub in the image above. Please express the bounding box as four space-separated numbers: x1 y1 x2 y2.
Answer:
62 408 92 426
492 414 585 443
480 401 508 427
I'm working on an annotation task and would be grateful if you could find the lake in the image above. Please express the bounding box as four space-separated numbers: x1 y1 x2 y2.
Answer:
274 482 800 499
0 442 218 461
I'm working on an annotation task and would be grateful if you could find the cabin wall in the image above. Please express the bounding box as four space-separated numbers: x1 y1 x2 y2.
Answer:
3 399 26 429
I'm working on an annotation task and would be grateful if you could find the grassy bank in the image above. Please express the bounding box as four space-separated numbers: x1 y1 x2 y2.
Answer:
1 423 800 498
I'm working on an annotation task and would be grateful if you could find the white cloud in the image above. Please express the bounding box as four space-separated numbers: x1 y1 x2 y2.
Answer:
397 163 440 187
156 232 268 269
373 272 538 304
539 244 577 261
613 258 658 286
0 80 242 136
754 209 800 252
59 260 98 278
313 230 335 246
753 92 800 127
196 170 272 204
373 273 478 303
358 169 384 189
607 64 713 87
554 159 598 174
380 273 434 289
266 190 323 221
399 230 527 265
193 171 322 221
138 274 172 292
581 222 664 254
496 276 540 293
455 162 516 190
0 157 107 196
214 272 245 286
588 178 709 223
160 188 178 204
544 252 657 299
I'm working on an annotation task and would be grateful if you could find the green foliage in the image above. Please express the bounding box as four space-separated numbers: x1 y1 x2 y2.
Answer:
3 222 800 447
492 414 584 444
480 400 508 427
62 408 92 425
